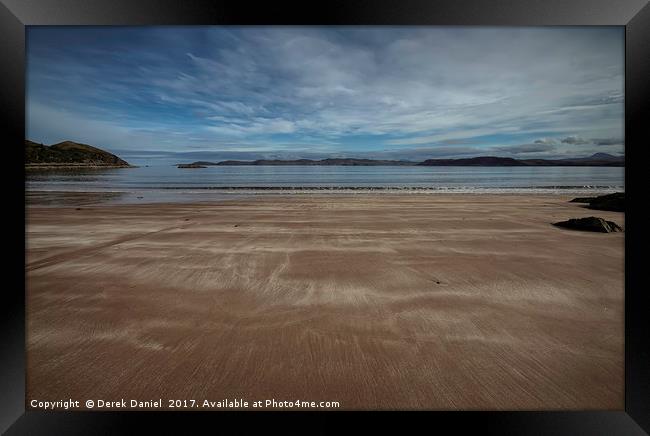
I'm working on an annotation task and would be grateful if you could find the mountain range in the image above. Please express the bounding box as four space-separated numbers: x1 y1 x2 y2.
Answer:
418 153 624 167
182 153 624 167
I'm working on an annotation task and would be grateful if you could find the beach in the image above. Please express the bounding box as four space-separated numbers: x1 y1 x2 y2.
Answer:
26 194 624 410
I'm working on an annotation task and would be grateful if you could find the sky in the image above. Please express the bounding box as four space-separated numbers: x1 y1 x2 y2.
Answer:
26 26 624 165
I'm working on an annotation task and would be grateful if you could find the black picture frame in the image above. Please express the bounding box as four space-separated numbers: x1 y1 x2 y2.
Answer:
2 0 648 434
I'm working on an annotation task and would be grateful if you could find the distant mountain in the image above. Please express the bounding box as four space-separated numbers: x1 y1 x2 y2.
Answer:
209 158 417 166
420 154 624 167
188 161 220 166
418 156 525 166
589 152 621 160
26 140 132 168
521 153 624 166
177 154 623 167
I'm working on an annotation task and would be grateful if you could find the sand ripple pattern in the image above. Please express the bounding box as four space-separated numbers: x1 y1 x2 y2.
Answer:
26 194 624 409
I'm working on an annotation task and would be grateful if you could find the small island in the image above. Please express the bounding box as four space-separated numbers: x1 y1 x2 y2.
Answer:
25 140 132 169
177 163 207 169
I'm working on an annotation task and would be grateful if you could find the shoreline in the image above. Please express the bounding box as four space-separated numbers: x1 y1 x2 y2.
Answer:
26 188 625 207
26 194 624 410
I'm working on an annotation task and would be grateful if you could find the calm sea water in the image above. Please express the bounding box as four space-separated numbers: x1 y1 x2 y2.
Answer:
26 165 625 204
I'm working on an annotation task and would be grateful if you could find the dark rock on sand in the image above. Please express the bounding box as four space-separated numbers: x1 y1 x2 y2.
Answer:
569 197 595 203
569 192 624 212
553 216 622 233
587 192 624 212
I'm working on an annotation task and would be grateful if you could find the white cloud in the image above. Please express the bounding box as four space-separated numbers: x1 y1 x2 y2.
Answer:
561 135 590 145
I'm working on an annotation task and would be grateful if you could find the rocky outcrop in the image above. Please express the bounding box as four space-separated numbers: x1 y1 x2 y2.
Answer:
26 140 131 168
569 197 594 203
569 192 624 212
553 216 623 233
587 193 624 212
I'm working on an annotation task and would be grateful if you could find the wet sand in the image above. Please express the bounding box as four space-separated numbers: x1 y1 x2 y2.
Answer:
26 194 624 410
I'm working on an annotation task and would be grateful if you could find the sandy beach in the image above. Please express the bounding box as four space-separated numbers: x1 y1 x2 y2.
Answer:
26 194 624 410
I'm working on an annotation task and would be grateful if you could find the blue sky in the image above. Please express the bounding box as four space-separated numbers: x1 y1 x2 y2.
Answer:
27 26 624 164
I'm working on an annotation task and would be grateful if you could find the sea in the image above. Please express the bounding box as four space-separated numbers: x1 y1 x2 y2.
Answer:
26 165 625 205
